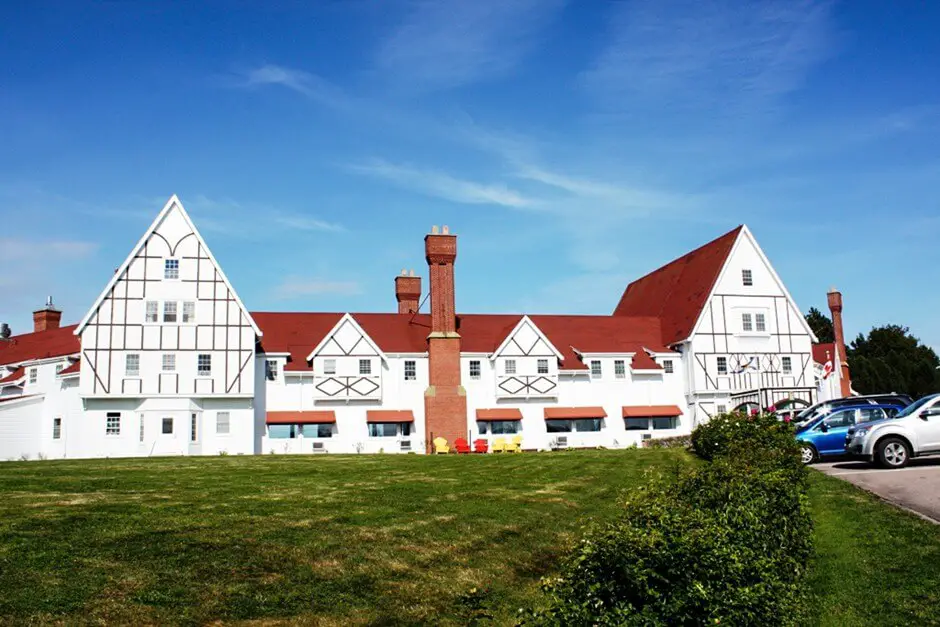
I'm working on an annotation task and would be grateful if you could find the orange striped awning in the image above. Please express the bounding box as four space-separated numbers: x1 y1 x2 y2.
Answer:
476 408 523 421
366 410 415 423
544 406 607 420
621 405 682 418
266 411 336 425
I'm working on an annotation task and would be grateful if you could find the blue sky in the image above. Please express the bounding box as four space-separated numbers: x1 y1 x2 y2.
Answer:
1 1 939 349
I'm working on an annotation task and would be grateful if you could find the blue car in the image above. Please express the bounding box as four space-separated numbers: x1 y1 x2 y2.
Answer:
796 403 906 464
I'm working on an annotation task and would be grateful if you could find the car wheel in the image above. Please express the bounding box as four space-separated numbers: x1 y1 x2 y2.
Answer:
800 443 818 465
876 437 911 469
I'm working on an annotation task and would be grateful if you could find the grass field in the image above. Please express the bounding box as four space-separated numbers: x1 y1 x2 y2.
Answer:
0 450 938 625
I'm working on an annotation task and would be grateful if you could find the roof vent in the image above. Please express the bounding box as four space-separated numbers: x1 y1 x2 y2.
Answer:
0 323 10 339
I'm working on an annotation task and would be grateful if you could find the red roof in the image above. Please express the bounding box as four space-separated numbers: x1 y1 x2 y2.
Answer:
622 405 682 418
58 359 80 376
366 410 415 423
812 343 835 365
476 408 523 421
0 367 25 385
252 312 671 371
0 394 40 404
544 406 607 419
631 351 663 371
266 411 336 424
613 226 743 345
0 325 80 368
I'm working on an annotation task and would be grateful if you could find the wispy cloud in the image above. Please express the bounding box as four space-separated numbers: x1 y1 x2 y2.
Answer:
377 0 565 90
583 0 836 118
348 159 535 208
186 195 345 236
240 64 350 109
0 238 97 260
274 277 362 299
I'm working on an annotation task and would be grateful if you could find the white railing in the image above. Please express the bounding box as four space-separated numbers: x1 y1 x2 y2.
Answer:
312 374 382 400
495 374 558 399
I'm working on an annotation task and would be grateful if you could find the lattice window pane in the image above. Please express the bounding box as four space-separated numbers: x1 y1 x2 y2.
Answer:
162 353 176 372
216 412 230 435
359 359 372 375
197 354 211 376
182 301 195 323
663 360 674 374
755 313 766 332
590 360 602 378
469 360 481 379
404 360 416 381
717 357 728 375
537 359 549 374
106 412 121 435
323 359 336 375
146 301 159 323
163 301 178 323
741 313 753 332
614 360 626 378
742 269 753 286
164 259 179 280
782 356 793 375
504 359 516 375
125 354 140 377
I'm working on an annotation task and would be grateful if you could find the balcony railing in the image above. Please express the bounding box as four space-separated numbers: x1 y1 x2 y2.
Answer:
495 374 558 399
312 374 382 400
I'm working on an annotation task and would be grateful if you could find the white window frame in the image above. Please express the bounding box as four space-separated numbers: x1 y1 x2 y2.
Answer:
742 268 753 286
504 359 516 375
741 313 753 332
162 353 176 372
404 360 416 381
782 356 793 375
216 411 231 435
614 360 626 379
190 413 198 443
590 360 602 378
323 359 336 375
717 404 728 415
164 258 180 280
52 417 62 440
145 300 159 323
197 354 211 377
161 417 174 435
537 359 549 375
106 412 121 436
28 367 38 384
182 301 195 324
125 354 140 377
755 313 767 333
717 356 728 375
139 414 145 442
663 359 674 374
469 360 481 380
163 301 178 323
359 359 372 375
265 359 278 381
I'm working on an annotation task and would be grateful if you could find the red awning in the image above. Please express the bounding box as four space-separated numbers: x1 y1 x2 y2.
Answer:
0 367 25 385
58 360 81 376
476 408 523 421
622 405 682 418
266 411 336 425
366 410 415 423
544 406 607 420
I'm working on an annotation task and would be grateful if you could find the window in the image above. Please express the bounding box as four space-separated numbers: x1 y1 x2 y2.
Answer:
182 301 195 323
52 417 62 439
301 424 333 438
741 313 753 332
197 354 211 377
469 360 481 380
590 360 602 378
369 423 400 437
652 416 677 430
717 357 728 375
164 258 179 279
717 404 728 415
755 313 766 332
265 360 278 381
663 359 674 374
162 353 176 372
190 414 198 442
478 420 520 435
614 360 626 379
216 412 230 435
162 417 173 435
545 419 572 433
625 417 649 430
404 360 416 381
359 359 372 375
504 359 516 375
28 367 37 384
537 359 549 375
742 269 753 286
269 424 296 439
146 300 159 323
163 301 178 323
574 418 602 432
139 415 145 442
106 412 121 436
323 359 336 375
125 354 140 377
782 357 792 375
820 409 855 430
858 408 887 423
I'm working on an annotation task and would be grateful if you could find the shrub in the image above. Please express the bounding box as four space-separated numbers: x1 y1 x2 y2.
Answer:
691 412 803 474
642 434 691 450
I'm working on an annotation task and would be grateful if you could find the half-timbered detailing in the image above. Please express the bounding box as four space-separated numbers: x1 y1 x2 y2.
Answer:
492 316 561 399
308 314 386 402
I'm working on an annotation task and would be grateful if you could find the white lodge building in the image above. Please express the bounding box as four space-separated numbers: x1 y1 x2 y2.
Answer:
0 196 829 460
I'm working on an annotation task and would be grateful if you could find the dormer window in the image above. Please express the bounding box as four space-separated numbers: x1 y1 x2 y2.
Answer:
590 360 602 378
359 359 372 375
755 313 766 332
28 367 38 384
742 269 753 286
663 359 674 374
537 359 549 374
324 359 336 375
741 313 753 332
164 259 179 280
505 359 516 375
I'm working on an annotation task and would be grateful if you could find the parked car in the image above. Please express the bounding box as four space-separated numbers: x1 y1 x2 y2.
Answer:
796 402 907 464
790 393 913 428
845 393 940 468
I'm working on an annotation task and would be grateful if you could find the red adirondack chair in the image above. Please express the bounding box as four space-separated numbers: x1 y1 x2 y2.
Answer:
454 437 471 454
473 438 489 454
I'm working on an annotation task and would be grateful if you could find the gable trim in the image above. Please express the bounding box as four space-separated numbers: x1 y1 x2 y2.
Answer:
304 313 388 363
491 315 564 361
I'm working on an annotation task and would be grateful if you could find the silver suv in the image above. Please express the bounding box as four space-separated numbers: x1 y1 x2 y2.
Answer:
845 393 940 468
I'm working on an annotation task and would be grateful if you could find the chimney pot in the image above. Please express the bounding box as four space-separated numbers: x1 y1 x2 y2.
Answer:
431 225 439 234
442 225 450 234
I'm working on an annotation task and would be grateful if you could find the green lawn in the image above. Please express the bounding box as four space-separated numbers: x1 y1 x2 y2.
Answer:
0 450 938 625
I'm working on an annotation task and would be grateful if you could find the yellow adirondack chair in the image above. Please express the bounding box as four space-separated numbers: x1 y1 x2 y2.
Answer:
433 437 450 454
491 437 507 453
506 435 523 453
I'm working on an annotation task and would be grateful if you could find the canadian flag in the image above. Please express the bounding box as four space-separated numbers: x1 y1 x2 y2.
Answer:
822 359 833 379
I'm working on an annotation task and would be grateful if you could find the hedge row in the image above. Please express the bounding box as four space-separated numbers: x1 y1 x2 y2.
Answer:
526 413 812 626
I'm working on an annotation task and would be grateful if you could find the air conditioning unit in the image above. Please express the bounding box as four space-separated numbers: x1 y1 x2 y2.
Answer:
556 436 569 449
641 433 652 441
400 439 412 452
312 441 326 454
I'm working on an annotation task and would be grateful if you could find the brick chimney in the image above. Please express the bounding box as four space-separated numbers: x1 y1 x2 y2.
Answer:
423 225 467 451
827 287 852 397
33 296 62 333
395 269 422 314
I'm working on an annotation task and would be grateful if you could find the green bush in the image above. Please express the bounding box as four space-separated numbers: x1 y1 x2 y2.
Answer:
526 412 812 626
642 434 691 450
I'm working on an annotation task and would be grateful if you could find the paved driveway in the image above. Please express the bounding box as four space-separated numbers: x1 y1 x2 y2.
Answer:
815 457 940 523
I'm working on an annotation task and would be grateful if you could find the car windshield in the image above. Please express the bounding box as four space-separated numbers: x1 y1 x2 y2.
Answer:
894 394 939 419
